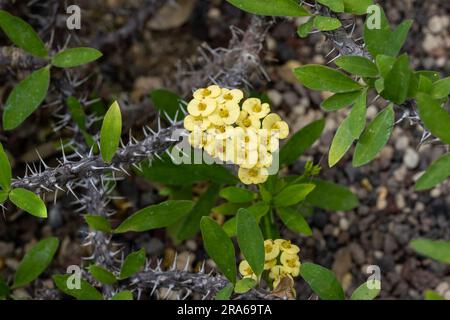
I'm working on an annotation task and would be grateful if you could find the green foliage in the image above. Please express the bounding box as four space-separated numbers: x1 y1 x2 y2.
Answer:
234 278 256 294
9 188 47 218
431 77 450 99
115 200 194 233
381 54 412 104
350 281 381 300
321 91 362 111
272 184 315 207
343 0 373 15
53 274 103 300
0 10 48 57
150 89 183 121
215 283 234 300
0 276 9 298
223 202 270 237
297 18 314 38
200 217 237 283
226 0 310 17
276 207 312 236
300 262 345 300
410 239 450 264
119 248 146 279
417 93 450 145
313 16 341 31
52 47 102 68
0 143 12 191
89 265 117 285
13 237 59 288
220 187 255 203
236 209 265 277
415 153 450 191
84 215 112 233
317 0 344 13
306 180 358 211
100 101 122 163
424 290 445 300
112 291 133 300
2 66 50 130
335 56 378 78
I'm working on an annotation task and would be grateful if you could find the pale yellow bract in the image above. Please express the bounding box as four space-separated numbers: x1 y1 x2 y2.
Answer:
184 85 290 185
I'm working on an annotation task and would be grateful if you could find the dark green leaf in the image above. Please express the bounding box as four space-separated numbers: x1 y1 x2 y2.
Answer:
112 291 133 300
376 55 396 78
280 119 325 166
13 237 59 288
385 20 413 56
150 89 184 122
306 179 358 211
115 200 194 233
234 278 256 294
416 153 450 191
236 208 264 277
53 274 103 300
2 66 50 130
335 56 378 77
0 276 9 298
84 215 112 233
200 217 236 283
223 202 270 237
347 89 367 139
273 184 315 207
317 0 344 12
276 207 312 236
300 262 345 300
215 283 234 300
350 281 381 300
295 65 362 93
89 265 117 285
382 54 412 104
213 202 248 216
416 70 440 83
0 190 7 204
431 77 450 99
0 143 11 190
66 96 87 130
52 47 102 68
328 116 354 167
220 187 255 203
9 188 47 218
119 248 146 279
321 91 362 111
364 6 391 57
410 238 450 264
0 10 47 57
313 16 341 31
417 93 450 145
353 105 394 167
226 0 310 17
100 101 122 163
343 0 373 14
297 18 314 38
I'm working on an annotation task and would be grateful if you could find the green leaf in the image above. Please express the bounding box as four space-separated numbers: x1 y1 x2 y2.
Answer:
382 54 412 104
431 77 450 99
424 290 445 300
376 55 396 78
213 202 247 216
335 56 378 77
343 0 373 15
66 96 87 130
0 276 9 298
84 215 112 233
0 190 7 204
226 0 310 17
417 75 434 94
53 274 103 300
273 184 315 207
220 187 255 203
2 66 50 130
52 47 102 68
410 238 450 264
150 89 184 122
223 202 270 237
100 101 122 163
236 209 264 277
364 6 391 57
300 262 345 300
200 217 236 283
416 70 440 83
112 291 133 300
416 153 450 191
306 179 358 211
13 237 59 288
313 16 342 31
321 91 362 111
276 207 312 236
234 278 256 294
215 283 234 300
347 89 367 139
295 65 362 93
0 143 12 190
9 188 47 218
317 0 344 12
0 10 47 57
89 265 117 285
175 184 221 241
385 20 413 57
417 93 450 145
115 200 194 233
350 281 381 300
328 116 354 167
353 105 394 167
280 119 325 166
119 248 146 279
297 18 314 38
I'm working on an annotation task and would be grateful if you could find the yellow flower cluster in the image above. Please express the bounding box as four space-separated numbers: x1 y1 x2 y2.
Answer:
184 85 290 185
238 239 301 289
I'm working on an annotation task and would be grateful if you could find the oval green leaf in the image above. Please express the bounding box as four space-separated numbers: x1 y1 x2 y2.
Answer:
226 0 310 17
52 47 102 68
276 207 312 236
273 184 315 207
119 248 146 279
53 274 103 300
431 77 450 99
416 153 450 191
9 188 47 218
112 291 133 300
307 179 358 211
335 56 378 78
350 280 381 300
219 187 255 203
410 238 450 264
417 93 450 145
313 16 342 31
321 91 362 111
215 283 234 300
100 101 122 163
300 262 345 300
89 265 117 285
0 143 12 190
84 215 112 233
234 278 256 294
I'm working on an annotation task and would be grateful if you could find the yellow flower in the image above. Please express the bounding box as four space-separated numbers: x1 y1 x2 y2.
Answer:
257 145 273 168
193 85 222 100
239 260 257 281
258 129 279 152
262 113 289 139
206 125 234 140
219 88 244 104
273 274 294 289
236 111 261 130
238 166 268 185
264 239 280 261
274 239 300 255
242 98 270 119
240 149 259 169
264 259 277 270
280 251 301 276
208 102 240 126
269 265 290 280
187 98 217 117
183 115 210 131
188 131 207 148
